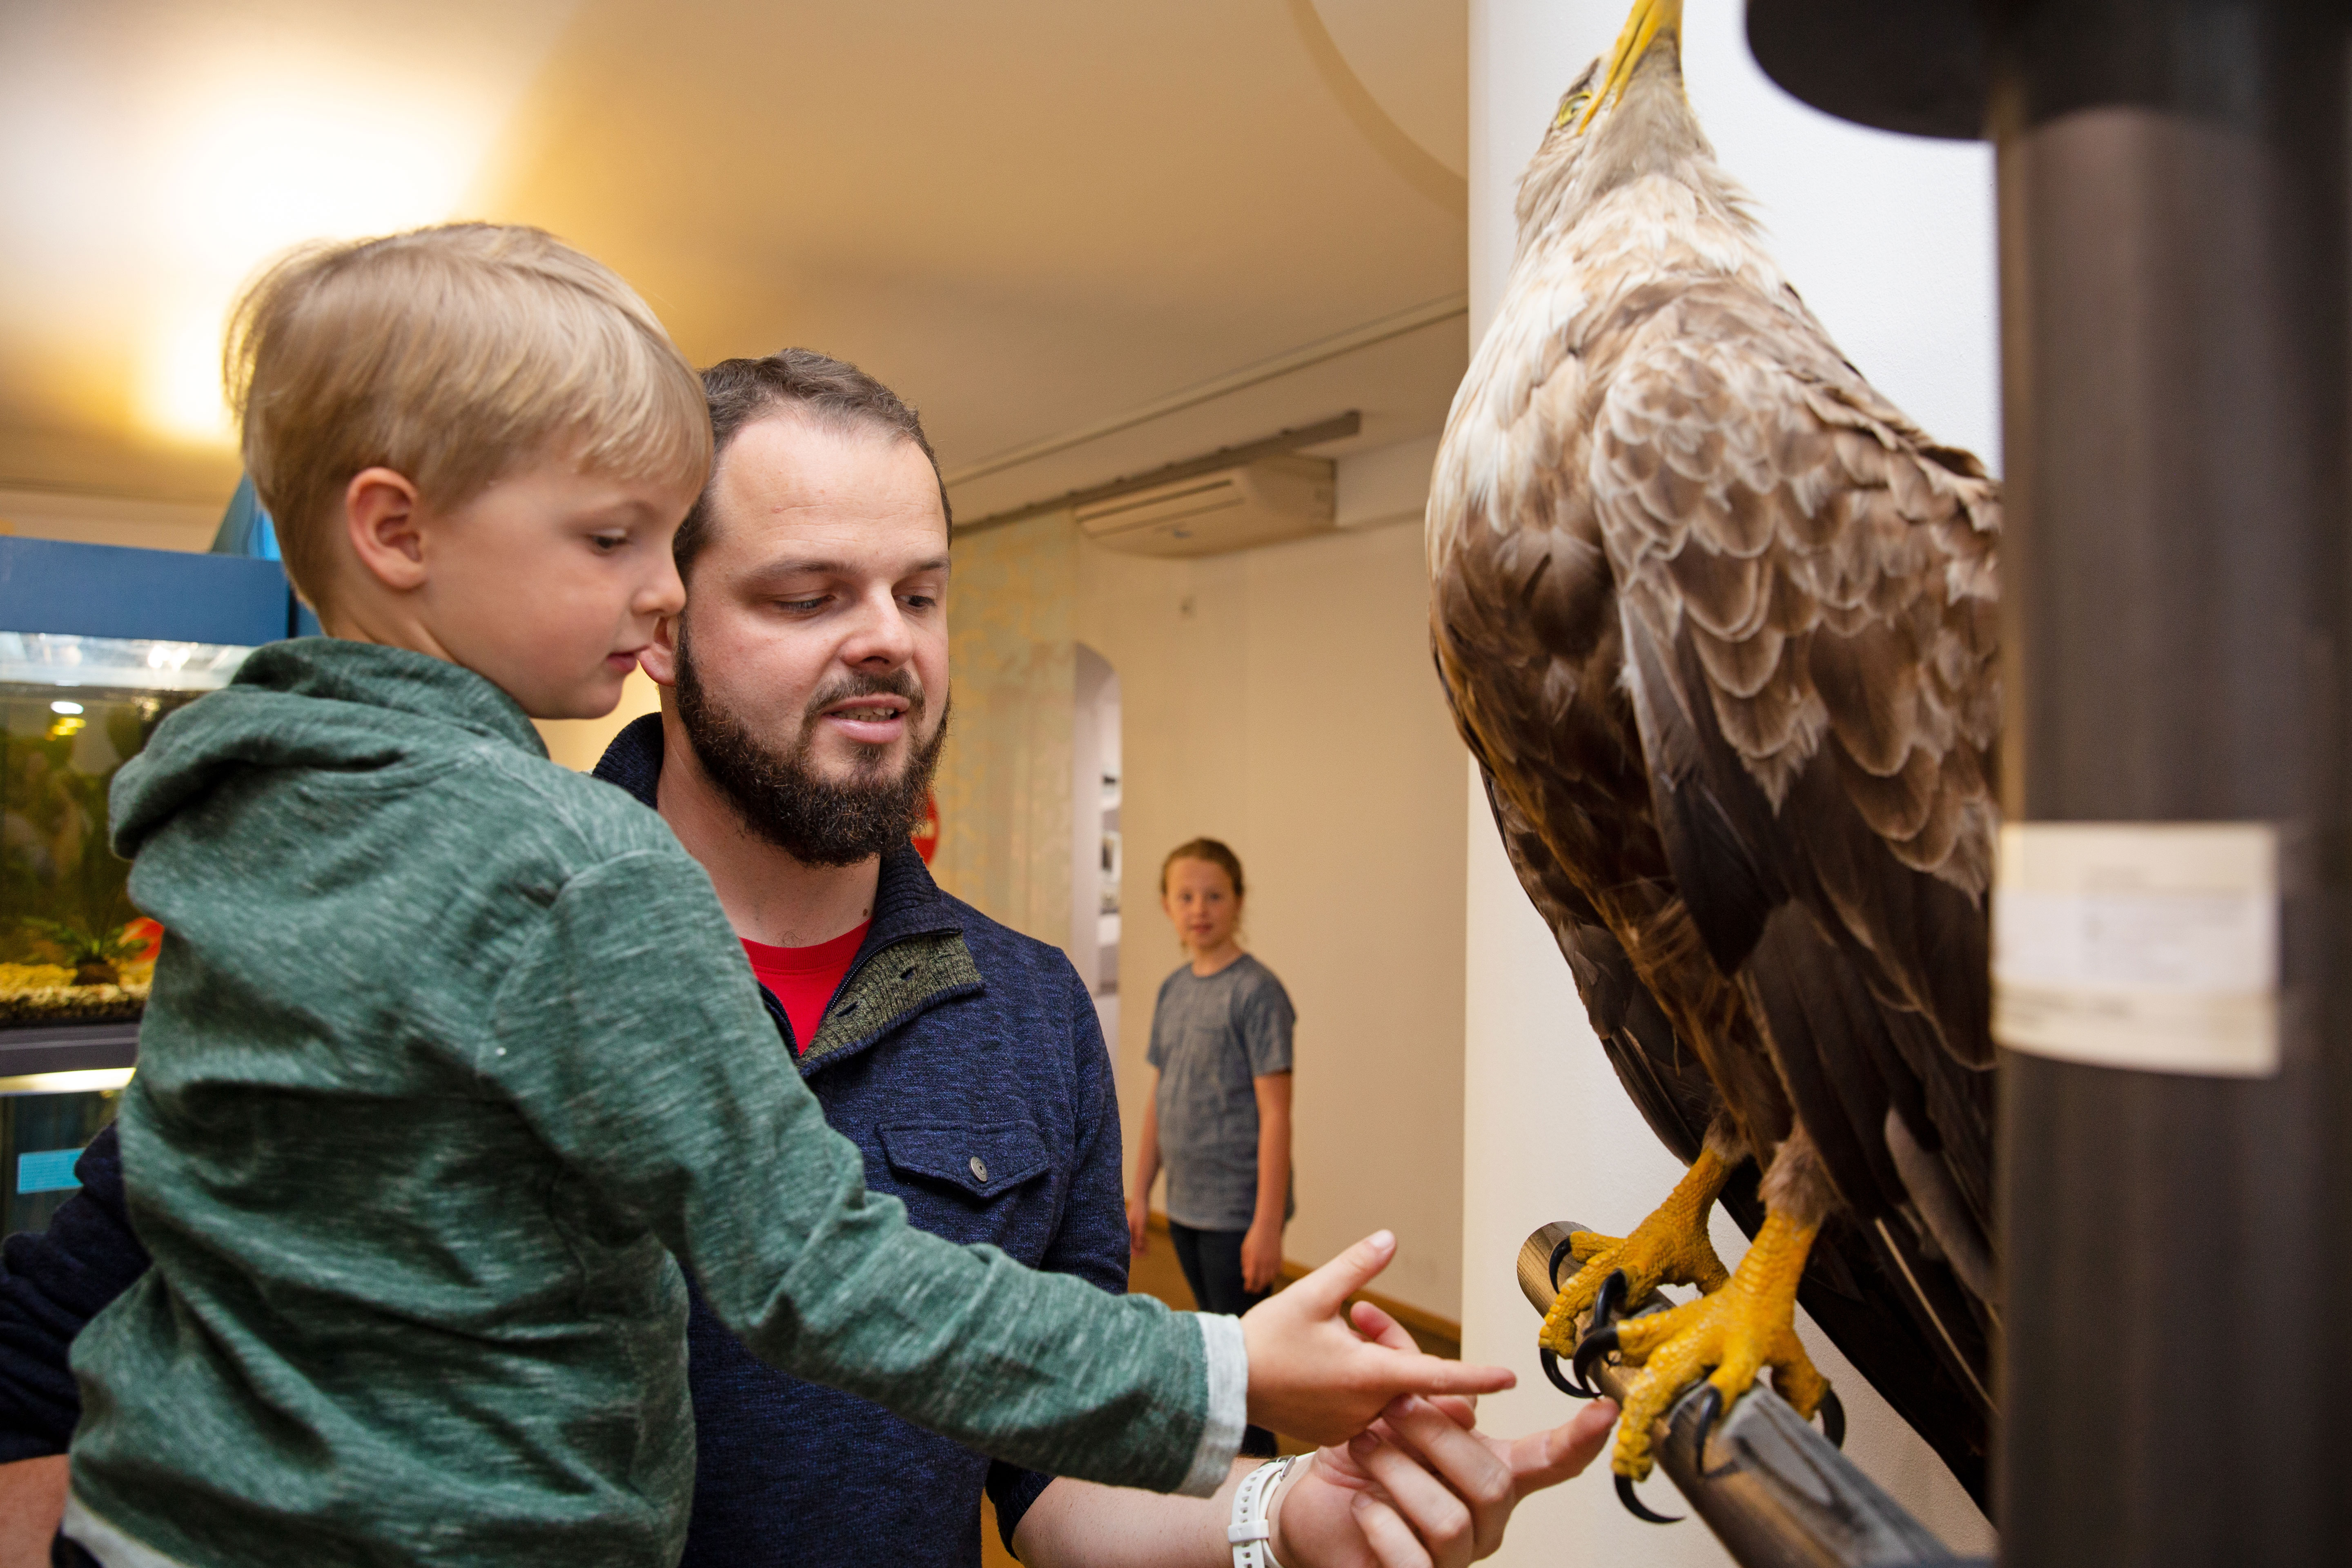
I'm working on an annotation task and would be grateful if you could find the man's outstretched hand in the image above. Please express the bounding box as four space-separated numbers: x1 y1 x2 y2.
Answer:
1238 1232 1515 1448
1273 1303 1617 1568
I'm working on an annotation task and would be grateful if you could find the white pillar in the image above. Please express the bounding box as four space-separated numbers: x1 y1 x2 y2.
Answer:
1457 3 1999 1560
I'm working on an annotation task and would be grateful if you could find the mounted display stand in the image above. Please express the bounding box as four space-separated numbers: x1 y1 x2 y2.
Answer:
1745 2 2352 1563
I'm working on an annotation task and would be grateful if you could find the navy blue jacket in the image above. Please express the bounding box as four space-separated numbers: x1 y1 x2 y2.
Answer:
0 714 1130 1566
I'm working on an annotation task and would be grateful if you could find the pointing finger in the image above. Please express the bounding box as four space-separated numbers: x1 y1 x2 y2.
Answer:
1366 1348 1514 1399
1286 1232 1399 1315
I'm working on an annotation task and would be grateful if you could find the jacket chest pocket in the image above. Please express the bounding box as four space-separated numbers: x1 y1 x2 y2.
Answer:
876 1121 1054 1213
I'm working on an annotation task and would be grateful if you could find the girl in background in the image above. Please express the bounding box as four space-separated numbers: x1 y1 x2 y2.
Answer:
1127 837 1294 1457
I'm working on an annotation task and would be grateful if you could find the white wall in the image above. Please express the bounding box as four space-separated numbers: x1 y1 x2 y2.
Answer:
1077 516 1468 1319
918 507 1467 1320
1459 2 1997 1561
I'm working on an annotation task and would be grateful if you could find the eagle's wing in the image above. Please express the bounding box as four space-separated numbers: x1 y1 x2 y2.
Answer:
1478 737 1994 1504
1479 766 1720 1164
1590 278 2000 1327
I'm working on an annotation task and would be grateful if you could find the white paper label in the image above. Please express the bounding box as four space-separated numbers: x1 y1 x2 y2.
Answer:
1992 822 2279 1077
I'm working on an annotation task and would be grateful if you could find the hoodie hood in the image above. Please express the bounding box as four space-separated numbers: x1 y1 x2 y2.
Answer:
110 638 545 861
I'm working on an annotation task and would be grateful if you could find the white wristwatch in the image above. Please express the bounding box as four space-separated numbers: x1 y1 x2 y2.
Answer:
1229 1455 1300 1568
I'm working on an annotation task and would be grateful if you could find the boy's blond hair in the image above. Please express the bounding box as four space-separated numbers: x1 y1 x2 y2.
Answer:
226 223 711 607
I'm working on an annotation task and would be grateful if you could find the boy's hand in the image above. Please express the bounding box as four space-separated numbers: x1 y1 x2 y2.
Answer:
1239 1232 1514 1446
1272 1303 1616 1568
1127 1195 1149 1258
1241 1217 1283 1293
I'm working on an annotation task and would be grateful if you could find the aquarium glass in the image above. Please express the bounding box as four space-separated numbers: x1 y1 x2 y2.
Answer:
3 632 252 1028
0 1074 126 1235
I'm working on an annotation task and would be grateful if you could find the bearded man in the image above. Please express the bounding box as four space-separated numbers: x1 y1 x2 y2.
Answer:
1 351 1608 1568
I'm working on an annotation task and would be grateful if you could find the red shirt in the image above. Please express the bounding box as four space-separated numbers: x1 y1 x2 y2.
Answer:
740 922 870 1054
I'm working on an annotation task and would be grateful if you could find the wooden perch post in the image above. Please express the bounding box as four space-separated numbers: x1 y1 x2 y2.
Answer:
1518 1223 1985 1568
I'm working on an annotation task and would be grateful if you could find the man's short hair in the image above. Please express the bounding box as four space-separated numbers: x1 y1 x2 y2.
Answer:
227 223 710 608
676 350 951 580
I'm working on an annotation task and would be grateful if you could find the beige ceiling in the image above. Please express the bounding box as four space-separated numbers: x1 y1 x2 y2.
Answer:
0 0 1468 524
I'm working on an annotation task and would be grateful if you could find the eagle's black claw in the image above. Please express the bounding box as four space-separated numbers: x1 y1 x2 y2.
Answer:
1617 1472 1683 1524
1541 1234 1600 1396
1546 1234 1581 1292
1590 1268 1629 1332
1541 1346 1597 1399
1817 1387 1846 1449
1570 1322 1620 1393
1687 1383 1724 1471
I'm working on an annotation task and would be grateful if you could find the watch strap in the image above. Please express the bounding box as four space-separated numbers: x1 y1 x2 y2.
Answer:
1228 1455 1300 1568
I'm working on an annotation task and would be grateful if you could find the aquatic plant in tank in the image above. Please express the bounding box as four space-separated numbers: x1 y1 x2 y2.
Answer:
1 634 248 1028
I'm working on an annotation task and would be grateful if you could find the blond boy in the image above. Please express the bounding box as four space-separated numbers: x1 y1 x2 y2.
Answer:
58 225 1504 1568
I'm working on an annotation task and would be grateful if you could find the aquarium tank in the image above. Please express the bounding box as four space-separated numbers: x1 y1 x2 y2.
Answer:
1 1073 125 1234
2 632 251 1026
1 532 294 1236
0 633 252 1229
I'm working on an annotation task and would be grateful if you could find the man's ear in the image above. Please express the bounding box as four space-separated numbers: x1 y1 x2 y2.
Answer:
344 468 430 592
640 609 681 687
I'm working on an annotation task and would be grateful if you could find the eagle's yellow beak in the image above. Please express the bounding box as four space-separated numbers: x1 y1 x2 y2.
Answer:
1578 0 1683 132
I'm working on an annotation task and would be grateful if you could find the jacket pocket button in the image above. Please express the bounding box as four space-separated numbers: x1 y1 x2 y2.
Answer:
969 1156 989 1183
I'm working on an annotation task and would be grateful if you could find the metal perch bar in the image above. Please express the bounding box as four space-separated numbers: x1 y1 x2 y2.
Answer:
1518 1223 1988 1568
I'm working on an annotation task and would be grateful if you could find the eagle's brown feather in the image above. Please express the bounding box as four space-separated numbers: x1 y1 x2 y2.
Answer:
1430 26 1999 1501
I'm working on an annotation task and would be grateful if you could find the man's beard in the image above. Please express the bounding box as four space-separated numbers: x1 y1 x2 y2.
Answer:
674 625 950 869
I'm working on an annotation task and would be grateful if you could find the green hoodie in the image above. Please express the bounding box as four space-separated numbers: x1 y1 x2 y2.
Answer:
67 640 1224 1568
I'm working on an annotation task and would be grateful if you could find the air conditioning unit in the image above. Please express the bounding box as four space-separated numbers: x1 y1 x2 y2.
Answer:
1074 456 1335 558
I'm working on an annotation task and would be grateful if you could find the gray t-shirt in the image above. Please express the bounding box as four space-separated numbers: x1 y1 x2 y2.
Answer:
1147 953 1296 1231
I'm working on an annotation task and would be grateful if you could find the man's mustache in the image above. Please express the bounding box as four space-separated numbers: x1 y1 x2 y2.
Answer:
802 669 927 725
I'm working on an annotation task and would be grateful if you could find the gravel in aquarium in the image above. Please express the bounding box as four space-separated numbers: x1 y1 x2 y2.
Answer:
0 960 154 1025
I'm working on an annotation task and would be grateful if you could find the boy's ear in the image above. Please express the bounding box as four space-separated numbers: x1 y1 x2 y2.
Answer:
640 611 681 687
344 468 430 592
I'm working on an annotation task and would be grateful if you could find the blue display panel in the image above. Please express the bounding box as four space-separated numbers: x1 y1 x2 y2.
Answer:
0 536 294 646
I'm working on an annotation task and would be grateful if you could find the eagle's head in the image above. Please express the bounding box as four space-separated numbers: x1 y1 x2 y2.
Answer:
1514 0 1732 243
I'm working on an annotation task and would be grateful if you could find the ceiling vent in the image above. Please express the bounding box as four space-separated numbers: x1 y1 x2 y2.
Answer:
1073 456 1334 558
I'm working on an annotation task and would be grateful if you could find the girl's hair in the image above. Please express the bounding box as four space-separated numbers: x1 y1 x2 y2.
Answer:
1159 837 1245 899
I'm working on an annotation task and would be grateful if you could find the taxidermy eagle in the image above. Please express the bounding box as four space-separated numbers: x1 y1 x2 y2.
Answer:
1428 0 2000 1519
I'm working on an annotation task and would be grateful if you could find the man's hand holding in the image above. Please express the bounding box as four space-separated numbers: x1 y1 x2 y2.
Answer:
1238 1233 1513 1446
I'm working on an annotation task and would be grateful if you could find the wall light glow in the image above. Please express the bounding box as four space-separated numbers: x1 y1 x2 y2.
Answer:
134 81 500 447
138 306 241 447
0 2 582 461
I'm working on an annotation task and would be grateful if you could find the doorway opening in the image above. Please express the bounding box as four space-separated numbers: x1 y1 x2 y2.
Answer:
1071 644 1121 1054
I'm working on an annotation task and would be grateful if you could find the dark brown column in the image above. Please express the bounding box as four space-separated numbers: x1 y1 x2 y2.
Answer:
1990 2 2350 1565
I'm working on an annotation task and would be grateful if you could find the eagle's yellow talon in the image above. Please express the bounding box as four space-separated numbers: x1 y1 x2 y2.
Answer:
1537 1229 1621 1352
1601 1208 1829 1482
1538 1148 1734 1356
